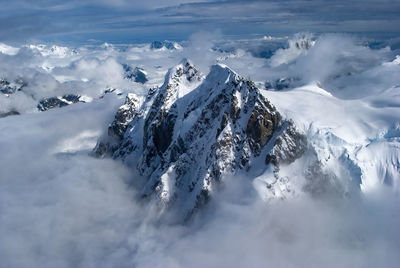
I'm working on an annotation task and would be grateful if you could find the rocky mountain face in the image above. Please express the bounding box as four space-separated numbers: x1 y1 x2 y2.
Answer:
95 60 307 219
123 64 148 84
265 77 301 91
0 76 90 115
0 79 121 117
0 78 26 95
150 41 182 50
0 78 26 118
37 94 86 111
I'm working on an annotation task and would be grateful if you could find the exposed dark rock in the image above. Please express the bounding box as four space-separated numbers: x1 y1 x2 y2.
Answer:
152 109 177 154
150 41 164 49
37 94 84 111
37 97 68 111
267 121 307 167
265 77 301 91
123 64 148 84
246 99 281 149
150 41 181 50
100 88 123 99
265 154 278 166
0 77 27 95
95 93 143 158
133 68 148 84
109 94 142 139
62 94 81 103
0 110 20 118
294 38 314 50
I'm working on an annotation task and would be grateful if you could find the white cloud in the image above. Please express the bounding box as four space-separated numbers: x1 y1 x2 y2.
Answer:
0 33 399 267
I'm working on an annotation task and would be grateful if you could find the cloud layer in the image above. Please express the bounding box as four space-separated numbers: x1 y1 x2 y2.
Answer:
0 33 399 267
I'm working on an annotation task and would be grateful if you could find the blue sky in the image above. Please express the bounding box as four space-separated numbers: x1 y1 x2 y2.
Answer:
1 0 399 44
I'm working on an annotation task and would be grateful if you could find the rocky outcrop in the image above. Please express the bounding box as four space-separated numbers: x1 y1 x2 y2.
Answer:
0 110 20 118
123 64 148 84
37 94 86 111
95 60 306 219
150 41 182 50
265 77 300 91
0 77 27 95
265 122 307 167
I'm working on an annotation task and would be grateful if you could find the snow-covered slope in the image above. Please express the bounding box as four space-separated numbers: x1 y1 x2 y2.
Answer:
95 60 307 219
262 83 400 198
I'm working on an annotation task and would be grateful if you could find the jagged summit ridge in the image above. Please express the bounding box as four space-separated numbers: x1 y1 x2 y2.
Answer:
150 40 182 50
95 61 306 218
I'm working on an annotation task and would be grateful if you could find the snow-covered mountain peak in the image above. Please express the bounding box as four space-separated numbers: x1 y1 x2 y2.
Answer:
95 60 307 220
150 40 182 50
159 59 204 102
206 63 239 84
166 58 203 83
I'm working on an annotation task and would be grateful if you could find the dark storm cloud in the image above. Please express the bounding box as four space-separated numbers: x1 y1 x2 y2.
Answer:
0 0 399 44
